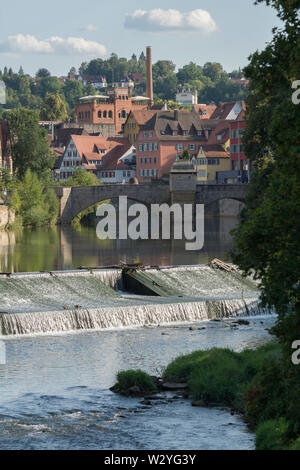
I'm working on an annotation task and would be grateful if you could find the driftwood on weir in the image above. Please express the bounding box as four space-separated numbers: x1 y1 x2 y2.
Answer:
210 258 234 272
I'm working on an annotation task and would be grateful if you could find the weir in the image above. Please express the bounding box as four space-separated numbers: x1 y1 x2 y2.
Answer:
0 265 270 336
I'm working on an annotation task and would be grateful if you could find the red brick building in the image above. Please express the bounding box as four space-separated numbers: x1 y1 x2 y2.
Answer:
75 87 150 134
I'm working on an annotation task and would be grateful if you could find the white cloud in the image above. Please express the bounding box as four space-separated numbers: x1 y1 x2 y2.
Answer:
0 34 106 56
80 24 97 32
124 8 218 33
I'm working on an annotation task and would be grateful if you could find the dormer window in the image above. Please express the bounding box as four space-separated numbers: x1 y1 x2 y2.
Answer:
173 131 177 136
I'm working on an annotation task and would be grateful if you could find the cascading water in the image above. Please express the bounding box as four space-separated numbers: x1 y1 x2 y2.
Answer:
0 266 271 336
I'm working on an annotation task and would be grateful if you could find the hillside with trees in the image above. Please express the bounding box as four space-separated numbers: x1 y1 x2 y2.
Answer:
0 55 247 121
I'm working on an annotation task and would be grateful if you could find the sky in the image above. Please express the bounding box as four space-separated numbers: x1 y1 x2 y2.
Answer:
0 0 282 76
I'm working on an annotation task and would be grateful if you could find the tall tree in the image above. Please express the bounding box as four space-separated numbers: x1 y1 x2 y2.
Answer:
36 68 51 78
5 108 55 177
40 92 68 121
232 0 300 353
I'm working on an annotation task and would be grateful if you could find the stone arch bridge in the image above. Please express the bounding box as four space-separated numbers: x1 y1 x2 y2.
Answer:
53 184 247 224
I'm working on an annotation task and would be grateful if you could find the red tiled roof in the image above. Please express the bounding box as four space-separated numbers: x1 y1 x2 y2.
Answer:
129 109 157 126
70 135 132 171
198 144 230 158
193 104 216 119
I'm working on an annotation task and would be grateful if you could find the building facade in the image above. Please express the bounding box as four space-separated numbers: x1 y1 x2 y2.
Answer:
75 87 150 134
55 135 136 184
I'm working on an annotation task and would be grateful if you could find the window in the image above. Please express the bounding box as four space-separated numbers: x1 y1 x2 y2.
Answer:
148 143 152 151
144 157 147 163
108 111 113 118
176 144 184 150
98 111 102 118
173 131 177 136
183 131 188 136
143 132 148 137
138 144 143 151
140 157 143 163
189 144 195 151
153 143 158 151
154 157 157 164
197 158 206 165
143 143 148 151
140 170 143 176
198 170 206 178
121 110 126 119
149 132 153 137
103 111 107 118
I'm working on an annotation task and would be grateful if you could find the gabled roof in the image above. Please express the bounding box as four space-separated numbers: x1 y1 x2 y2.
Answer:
68 135 133 172
192 104 216 119
197 144 230 158
128 109 157 126
210 101 245 120
141 110 205 141
55 127 88 147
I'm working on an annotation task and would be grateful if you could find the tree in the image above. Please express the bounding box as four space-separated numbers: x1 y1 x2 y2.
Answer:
5 108 55 177
68 67 77 77
9 169 58 226
63 79 84 108
65 168 100 186
153 60 176 80
34 76 63 99
18 66 24 76
203 62 223 82
40 92 68 121
154 75 178 101
177 62 203 84
36 68 51 78
231 0 300 354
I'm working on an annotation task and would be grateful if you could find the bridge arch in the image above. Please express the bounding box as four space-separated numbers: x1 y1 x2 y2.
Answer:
54 184 171 224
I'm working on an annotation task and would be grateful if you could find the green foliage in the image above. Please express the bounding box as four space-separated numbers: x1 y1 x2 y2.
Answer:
40 92 68 121
180 149 191 161
255 418 290 450
290 437 300 450
231 0 300 356
9 170 58 227
5 107 55 177
64 168 100 187
163 343 280 407
116 370 157 393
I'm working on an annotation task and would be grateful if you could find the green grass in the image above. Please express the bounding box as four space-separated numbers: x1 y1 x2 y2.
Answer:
116 369 157 393
163 342 280 408
255 418 290 450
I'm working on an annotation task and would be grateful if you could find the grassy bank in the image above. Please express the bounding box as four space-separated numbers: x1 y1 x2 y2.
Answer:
115 342 300 450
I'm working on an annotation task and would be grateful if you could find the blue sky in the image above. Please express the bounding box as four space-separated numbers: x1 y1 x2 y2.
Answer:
0 0 282 76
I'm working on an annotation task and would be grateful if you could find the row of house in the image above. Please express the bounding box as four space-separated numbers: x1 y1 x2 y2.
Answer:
52 99 248 185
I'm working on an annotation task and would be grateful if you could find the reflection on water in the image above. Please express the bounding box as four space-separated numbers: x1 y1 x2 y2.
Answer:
0 217 239 273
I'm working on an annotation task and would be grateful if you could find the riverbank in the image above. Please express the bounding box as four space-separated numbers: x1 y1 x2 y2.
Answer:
112 340 300 450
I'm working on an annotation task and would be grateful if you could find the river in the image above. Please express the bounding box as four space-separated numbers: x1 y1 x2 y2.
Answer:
0 217 274 450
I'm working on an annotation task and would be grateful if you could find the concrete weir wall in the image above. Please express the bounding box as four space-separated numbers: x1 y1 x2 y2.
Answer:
0 206 15 229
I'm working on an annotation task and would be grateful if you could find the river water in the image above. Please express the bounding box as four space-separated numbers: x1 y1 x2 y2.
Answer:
0 217 275 450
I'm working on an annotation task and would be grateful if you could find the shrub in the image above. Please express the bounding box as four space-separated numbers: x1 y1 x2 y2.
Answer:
289 438 300 450
116 369 156 393
187 349 243 405
255 418 290 450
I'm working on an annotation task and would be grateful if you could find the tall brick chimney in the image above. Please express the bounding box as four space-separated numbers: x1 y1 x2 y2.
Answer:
146 46 153 106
